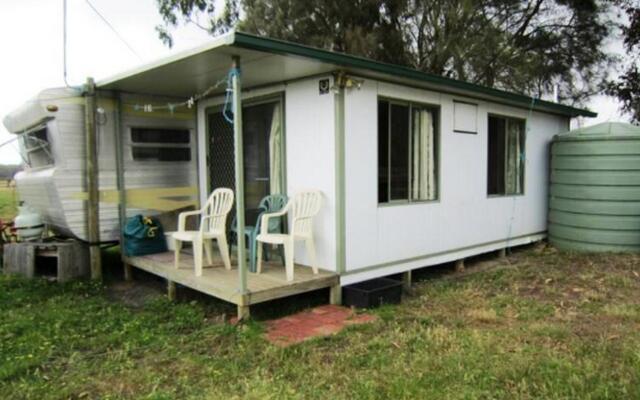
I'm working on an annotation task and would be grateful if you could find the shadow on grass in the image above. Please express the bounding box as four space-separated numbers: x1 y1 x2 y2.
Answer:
100 242 542 322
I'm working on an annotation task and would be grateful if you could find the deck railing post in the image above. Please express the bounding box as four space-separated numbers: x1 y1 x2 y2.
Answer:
232 56 248 297
114 93 132 280
84 77 102 280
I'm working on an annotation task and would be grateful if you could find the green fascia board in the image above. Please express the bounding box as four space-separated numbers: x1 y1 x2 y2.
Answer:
232 31 597 118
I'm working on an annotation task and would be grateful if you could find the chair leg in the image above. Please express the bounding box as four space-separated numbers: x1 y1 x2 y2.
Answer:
194 238 203 277
279 244 285 266
174 239 182 269
256 239 263 274
305 238 318 274
204 239 214 266
284 240 294 282
229 231 234 254
264 243 270 261
249 234 257 273
218 234 232 270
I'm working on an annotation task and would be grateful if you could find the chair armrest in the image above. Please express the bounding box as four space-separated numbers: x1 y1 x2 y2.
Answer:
260 204 290 235
199 215 212 233
178 210 201 231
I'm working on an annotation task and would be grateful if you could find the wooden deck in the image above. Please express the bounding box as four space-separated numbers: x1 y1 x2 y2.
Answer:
125 251 340 318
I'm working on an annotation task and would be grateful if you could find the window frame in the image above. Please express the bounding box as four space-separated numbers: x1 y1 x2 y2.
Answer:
486 113 527 198
21 124 54 169
129 126 193 163
377 96 441 206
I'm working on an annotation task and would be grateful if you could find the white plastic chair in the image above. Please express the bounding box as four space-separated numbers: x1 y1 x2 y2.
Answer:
172 188 234 276
256 190 322 281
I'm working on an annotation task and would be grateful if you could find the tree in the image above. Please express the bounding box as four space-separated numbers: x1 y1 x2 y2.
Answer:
607 0 640 124
155 0 614 104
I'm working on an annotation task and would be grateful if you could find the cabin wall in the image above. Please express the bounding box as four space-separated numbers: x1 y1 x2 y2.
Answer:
284 77 337 271
342 79 567 282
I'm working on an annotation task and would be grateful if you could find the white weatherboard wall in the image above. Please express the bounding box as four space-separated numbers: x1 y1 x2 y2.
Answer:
343 79 567 282
285 77 337 272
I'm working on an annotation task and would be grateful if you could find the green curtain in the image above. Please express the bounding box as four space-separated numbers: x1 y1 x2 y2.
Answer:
411 109 436 200
268 103 283 195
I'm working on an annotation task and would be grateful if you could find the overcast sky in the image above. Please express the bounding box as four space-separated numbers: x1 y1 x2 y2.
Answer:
0 0 630 165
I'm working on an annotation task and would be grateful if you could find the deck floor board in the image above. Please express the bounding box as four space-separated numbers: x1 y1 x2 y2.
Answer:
125 251 338 306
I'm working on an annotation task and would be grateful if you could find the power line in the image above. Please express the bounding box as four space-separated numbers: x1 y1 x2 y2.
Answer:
84 0 143 61
63 0 73 88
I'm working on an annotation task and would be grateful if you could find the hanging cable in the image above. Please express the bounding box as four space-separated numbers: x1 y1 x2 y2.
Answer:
123 73 232 115
63 0 72 88
84 0 143 62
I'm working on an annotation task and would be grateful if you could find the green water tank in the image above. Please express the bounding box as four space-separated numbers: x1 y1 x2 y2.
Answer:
549 122 640 252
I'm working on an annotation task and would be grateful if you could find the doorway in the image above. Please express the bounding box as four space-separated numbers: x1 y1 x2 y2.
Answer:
206 98 285 208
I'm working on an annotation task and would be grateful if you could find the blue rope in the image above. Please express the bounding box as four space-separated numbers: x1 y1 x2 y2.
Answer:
223 68 241 124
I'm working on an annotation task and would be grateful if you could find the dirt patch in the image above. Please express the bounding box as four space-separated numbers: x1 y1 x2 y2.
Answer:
106 280 165 308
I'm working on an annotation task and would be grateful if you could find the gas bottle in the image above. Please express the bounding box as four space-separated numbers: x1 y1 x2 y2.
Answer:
14 203 44 241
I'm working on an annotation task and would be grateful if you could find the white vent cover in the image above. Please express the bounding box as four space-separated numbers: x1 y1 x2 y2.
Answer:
454 101 478 134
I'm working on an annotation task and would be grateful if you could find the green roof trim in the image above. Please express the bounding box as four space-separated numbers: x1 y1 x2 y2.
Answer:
233 31 597 118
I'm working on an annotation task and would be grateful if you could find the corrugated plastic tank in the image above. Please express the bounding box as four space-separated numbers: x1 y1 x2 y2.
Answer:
549 122 640 251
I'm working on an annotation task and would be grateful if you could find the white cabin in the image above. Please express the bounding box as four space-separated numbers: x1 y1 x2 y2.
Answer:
4 31 595 314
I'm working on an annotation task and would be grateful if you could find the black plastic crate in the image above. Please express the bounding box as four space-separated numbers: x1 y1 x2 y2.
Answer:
342 278 403 308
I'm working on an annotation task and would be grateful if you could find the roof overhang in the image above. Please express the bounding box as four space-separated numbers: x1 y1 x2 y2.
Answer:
97 31 597 118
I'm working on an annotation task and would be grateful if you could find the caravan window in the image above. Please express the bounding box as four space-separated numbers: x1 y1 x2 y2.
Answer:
22 126 54 168
130 127 191 162
487 115 525 196
378 99 439 204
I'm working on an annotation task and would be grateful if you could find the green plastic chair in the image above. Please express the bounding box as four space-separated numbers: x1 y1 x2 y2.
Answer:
231 194 287 272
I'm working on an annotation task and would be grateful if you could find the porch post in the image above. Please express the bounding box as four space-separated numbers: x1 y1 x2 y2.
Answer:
232 56 248 298
84 77 102 280
114 93 132 281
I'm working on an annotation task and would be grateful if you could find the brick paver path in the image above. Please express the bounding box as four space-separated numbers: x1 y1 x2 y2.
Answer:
264 305 377 346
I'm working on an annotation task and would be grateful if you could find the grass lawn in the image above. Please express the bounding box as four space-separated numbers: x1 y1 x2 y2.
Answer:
1 246 639 399
0 182 17 221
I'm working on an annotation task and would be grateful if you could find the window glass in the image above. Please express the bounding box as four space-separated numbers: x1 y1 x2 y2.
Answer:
389 103 410 200
487 115 525 195
378 100 389 203
132 147 190 162
131 128 190 144
378 99 438 204
131 127 191 162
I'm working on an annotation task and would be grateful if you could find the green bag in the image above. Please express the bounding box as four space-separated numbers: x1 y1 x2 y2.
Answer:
123 215 167 256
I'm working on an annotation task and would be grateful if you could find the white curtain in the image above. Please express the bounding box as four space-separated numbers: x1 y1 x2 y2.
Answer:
505 120 522 194
411 109 436 200
268 103 282 195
